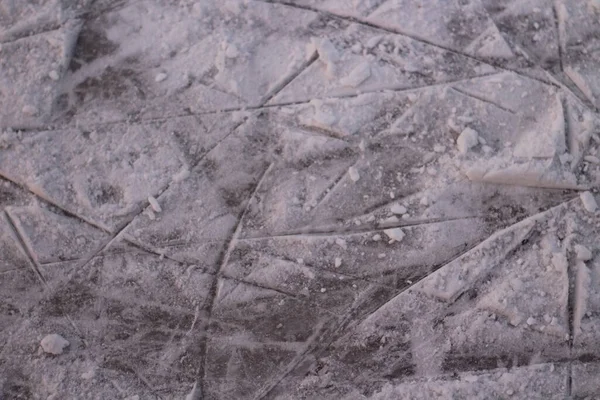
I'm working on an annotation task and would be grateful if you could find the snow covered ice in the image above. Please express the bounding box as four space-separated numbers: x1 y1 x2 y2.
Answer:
1 0 600 398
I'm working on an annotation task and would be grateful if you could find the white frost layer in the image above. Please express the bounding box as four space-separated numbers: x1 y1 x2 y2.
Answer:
40 333 69 355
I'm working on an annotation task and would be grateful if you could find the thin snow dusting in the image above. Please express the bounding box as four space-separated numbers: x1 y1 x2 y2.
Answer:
1 0 600 399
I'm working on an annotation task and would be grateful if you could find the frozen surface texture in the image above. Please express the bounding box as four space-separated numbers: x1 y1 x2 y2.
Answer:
1 0 600 399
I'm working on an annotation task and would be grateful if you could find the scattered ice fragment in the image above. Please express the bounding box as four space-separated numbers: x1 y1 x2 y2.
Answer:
48 70 60 81
377 253 386 258
145 208 156 221
320 288 327 293
312 38 339 77
173 167 191 182
372 234 382 242
81 369 95 380
543 314 552 323
380 216 399 225
348 166 360 182
551 253 568 272
420 196 429 206
433 144 446 153
22 105 38 116
423 152 436 163
559 153 572 165
340 61 371 87
335 238 348 250
334 257 342 268
359 139 366 152
313 103 338 128
456 127 479 154
296 258 304 264
580 191 597 213
584 155 600 164
526 317 536 326
185 382 202 400
383 228 405 242
225 44 239 58
390 203 407 215
148 196 162 213
40 334 69 355
574 244 593 261
155 72 168 82
365 35 382 49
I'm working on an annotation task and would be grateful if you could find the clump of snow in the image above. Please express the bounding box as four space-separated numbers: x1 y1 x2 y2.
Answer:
383 228 405 242
40 334 69 355
456 127 479 154
580 191 597 213
334 257 342 268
